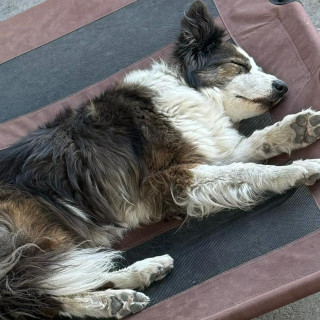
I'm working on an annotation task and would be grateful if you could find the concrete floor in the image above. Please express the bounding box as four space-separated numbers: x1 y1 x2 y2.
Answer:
0 0 45 20
1 0 320 319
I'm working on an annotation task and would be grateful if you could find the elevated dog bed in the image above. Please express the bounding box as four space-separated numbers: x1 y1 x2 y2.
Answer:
1 0 320 319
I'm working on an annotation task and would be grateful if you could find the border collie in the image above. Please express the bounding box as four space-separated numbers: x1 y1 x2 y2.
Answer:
1 1 320 319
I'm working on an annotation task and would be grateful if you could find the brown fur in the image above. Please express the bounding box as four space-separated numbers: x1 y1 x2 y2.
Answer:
141 164 197 219
0 186 72 251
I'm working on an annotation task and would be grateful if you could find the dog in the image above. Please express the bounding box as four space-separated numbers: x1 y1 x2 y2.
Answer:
1 1 320 319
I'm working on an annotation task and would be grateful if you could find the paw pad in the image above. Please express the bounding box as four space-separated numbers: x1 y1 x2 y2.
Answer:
291 112 320 144
309 115 320 126
110 291 149 319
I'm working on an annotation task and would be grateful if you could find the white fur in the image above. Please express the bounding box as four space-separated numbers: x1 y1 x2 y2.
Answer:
122 200 153 229
60 201 90 222
40 248 121 296
178 160 320 218
221 47 279 122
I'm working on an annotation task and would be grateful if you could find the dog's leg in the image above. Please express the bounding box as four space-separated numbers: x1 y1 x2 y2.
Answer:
51 254 173 318
231 109 320 163
104 254 174 290
159 160 320 217
49 253 173 318
58 289 149 319
40 249 172 293
6 247 172 318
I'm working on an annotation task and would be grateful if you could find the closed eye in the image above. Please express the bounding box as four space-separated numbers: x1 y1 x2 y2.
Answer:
231 61 250 72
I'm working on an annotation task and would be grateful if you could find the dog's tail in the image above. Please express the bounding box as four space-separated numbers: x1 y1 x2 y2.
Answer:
0 213 121 319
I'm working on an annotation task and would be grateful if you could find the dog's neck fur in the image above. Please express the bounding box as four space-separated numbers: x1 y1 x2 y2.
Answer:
124 61 243 165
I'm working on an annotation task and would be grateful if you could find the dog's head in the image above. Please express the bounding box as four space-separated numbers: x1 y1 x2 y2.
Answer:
174 0 288 122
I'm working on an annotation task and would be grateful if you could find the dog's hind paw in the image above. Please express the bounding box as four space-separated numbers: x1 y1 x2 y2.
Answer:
58 289 149 319
110 290 150 319
129 254 174 289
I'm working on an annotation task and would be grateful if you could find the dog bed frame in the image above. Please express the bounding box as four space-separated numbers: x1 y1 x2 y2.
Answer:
1 0 320 319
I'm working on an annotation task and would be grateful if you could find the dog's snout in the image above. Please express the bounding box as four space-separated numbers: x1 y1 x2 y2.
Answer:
272 80 288 96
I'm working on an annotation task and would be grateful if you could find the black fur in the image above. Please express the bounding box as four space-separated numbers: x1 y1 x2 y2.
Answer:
0 86 151 232
174 0 225 88
0 249 64 320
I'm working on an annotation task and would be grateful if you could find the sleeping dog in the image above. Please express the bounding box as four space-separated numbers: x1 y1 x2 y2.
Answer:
1 1 320 319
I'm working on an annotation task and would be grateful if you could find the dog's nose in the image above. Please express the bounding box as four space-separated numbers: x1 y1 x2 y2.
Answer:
272 80 288 96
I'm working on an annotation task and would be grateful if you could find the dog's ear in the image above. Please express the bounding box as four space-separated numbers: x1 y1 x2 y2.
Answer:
174 0 225 88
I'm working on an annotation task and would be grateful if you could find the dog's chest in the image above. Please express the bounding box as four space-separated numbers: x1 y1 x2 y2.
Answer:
169 112 242 164
153 91 242 165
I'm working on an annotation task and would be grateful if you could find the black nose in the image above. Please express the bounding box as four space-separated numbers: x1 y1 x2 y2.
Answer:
272 80 288 95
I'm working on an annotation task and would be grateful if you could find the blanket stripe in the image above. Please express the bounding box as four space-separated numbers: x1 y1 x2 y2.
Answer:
0 0 137 64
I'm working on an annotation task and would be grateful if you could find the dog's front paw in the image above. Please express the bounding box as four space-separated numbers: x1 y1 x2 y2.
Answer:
290 110 320 144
